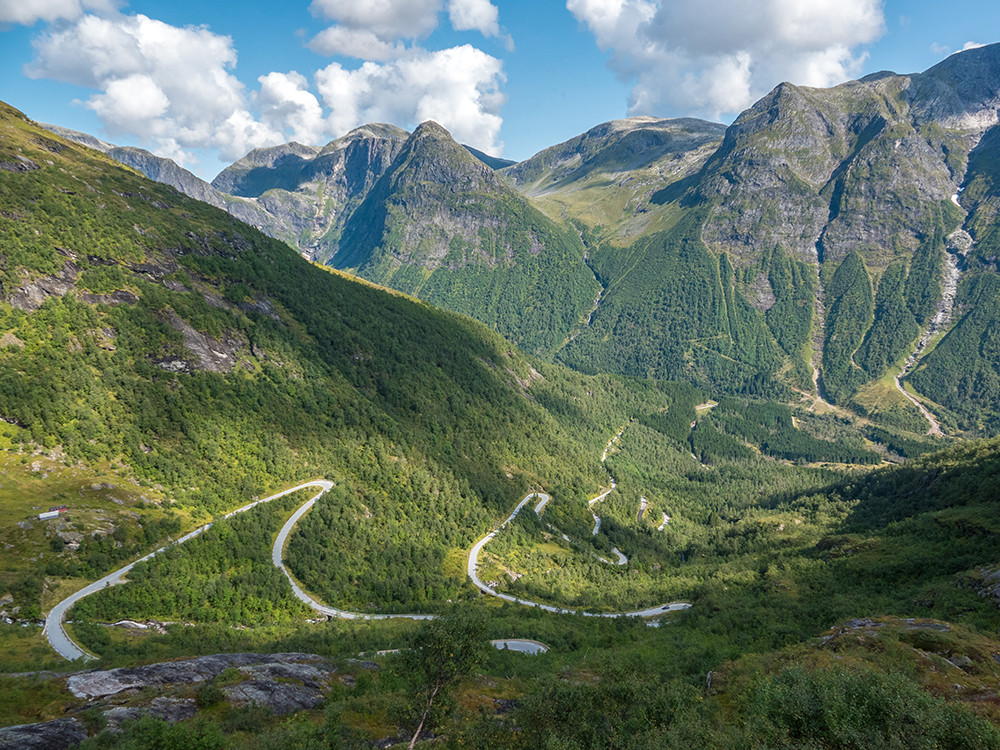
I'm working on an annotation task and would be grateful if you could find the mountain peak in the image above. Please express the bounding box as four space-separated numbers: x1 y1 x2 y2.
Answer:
411 120 452 139
910 41 1000 132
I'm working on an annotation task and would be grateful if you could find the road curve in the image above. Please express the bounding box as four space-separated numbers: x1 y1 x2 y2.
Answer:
44 480 336 662
272 494 434 621
47 455 691 662
467 491 690 619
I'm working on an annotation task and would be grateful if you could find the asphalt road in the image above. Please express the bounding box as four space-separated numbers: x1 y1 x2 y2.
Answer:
271 492 434 621
467 490 690 619
47 430 692 663
44 480 336 661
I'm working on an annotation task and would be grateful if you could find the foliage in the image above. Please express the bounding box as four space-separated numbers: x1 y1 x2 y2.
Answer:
394 610 490 747
909 273 1000 432
742 665 1000 750
710 398 879 464
762 245 815 362
559 210 784 396
71 494 309 625
332 125 600 357
856 261 920 377
905 219 947 327
76 714 226 750
821 252 874 402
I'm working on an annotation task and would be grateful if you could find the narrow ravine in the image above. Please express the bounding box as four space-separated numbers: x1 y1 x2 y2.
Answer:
893 246 961 436
592 426 627 563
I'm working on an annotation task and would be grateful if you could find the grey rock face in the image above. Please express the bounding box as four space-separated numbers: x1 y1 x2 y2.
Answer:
223 680 325 715
237 661 330 686
699 45 1000 271
9 260 80 311
160 309 244 374
502 116 726 195
67 652 330 699
0 717 87 750
209 126 409 261
40 124 113 153
102 697 197 732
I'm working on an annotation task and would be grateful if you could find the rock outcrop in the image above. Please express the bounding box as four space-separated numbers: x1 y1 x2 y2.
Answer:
67 652 333 698
0 718 87 750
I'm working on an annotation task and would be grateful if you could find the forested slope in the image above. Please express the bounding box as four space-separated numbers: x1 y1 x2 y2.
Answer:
0 100 655 617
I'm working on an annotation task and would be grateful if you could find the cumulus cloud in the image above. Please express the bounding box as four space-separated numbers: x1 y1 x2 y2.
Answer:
18 1 511 168
308 0 504 57
447 0 500 38
307 26 408 60
568 0 885 118
310 0 442 40
0 0 117 25
26 13 287 164
316 44 505 154
256 71 327 145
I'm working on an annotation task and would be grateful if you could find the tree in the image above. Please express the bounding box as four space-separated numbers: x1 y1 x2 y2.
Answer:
397 610 489 749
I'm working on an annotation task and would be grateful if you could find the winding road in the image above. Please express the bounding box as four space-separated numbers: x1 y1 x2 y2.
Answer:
45 425 691 662
465 491 690 618
44 480 336 661
272 492 434 622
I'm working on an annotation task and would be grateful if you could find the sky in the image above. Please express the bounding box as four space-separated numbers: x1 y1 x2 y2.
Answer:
1 0 997 181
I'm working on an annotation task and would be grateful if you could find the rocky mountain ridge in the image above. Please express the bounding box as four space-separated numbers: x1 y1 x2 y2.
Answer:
39 43 1000 432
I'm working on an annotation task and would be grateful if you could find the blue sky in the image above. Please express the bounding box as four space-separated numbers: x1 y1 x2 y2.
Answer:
1 0 996 180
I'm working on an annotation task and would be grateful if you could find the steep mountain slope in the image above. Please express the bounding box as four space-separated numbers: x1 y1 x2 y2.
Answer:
501 116 726 241
40 124 279 235
209 125 409 261
0 100 643 617
328 121 600 355
549 44 1000 431
35 45 1000 432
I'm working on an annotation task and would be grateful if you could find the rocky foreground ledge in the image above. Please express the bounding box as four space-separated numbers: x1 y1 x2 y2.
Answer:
0 653 339 750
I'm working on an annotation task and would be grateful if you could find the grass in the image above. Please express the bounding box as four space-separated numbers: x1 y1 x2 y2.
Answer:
0 626 71 673
0 672 78 728
713 616 1000 725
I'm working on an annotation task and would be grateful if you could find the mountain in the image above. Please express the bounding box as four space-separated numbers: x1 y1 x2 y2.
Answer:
327 120 600 354
41 124 281 236
501 116 726 240
0 99 651 624
7 98 1000 748
553 44 1000 432
37 45 1000 433
206 125 516 265
209 125 408 261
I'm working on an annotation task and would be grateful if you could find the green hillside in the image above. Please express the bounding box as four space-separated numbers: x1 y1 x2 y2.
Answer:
3 95 1000 749
330 121 601 356
0 100 663 632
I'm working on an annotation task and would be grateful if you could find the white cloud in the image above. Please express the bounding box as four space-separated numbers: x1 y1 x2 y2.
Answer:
0 0 116 25
568 0 885 118
962 40 986 51
307 26 409 60
309 0 441 41
447 0 500 38
308 0 506 56
316 44 506 154
18 2 512 169
26 13 286 164
256 71 327 145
